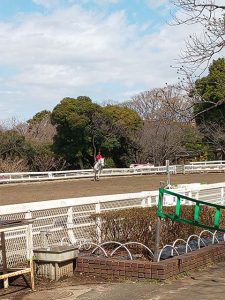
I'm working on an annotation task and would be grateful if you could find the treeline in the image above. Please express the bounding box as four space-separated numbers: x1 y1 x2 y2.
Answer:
1 58 225 171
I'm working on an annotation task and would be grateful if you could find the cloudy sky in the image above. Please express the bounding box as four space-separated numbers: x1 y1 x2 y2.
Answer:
0 0 197 121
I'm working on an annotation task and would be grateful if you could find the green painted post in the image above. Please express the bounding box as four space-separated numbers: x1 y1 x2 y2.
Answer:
214 208 221 228
194 203 200 224
175 196 181 218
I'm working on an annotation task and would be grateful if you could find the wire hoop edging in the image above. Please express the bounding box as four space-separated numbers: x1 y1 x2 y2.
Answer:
157 245 179 262
80 242 108 257
186 234 206 253
92 241 132 260
198 230 219 246
110 242 154 259
171 239 192 256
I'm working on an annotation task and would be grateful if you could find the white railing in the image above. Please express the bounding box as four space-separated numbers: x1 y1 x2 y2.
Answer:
0 166 177 184
190 160 225 165
1 161 225 184
184 163 225 173
1 181 225 267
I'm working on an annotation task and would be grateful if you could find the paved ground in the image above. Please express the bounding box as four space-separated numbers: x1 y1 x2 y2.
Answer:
1 262 225 300
0 173 225 205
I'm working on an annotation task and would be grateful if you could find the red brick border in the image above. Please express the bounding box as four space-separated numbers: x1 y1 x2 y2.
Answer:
75 242 225 280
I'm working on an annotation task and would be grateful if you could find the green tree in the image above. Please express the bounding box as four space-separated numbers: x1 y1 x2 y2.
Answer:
0 129 31 159
194 58 225 125
51 97 142 168
101 105 143 167
192 58 225 159
51 96 102 168
0 129 33 171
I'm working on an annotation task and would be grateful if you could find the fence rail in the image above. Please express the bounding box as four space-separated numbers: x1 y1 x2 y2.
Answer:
158 188 225 232
1 161 225 184
1 181 225 267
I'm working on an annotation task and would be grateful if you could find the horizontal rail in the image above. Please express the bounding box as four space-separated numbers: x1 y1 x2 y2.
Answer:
0 160 225 184
0 191 153 215
158 188 225 232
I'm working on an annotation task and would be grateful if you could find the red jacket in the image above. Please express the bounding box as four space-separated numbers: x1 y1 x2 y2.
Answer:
96 154 102 161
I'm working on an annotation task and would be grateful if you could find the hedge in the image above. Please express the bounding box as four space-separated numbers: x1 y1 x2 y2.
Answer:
92 205 225 252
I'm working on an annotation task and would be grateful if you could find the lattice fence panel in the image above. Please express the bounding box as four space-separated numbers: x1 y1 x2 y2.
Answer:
32 207 69 248
0 229 27 268
100 198 143 211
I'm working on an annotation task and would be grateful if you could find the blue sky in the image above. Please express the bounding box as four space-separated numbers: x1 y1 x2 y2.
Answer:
0 0 194 121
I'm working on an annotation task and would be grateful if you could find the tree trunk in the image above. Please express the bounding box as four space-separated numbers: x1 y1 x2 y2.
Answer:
78 156 84 169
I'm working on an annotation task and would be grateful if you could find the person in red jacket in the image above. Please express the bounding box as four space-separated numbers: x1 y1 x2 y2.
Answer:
96 151 102 161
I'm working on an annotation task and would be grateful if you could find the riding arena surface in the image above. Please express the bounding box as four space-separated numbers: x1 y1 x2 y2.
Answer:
0 172 225 205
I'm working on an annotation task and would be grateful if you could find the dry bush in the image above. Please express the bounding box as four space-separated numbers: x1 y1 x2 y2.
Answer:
92 206 222 250
32 154 66 171
0 155 29 172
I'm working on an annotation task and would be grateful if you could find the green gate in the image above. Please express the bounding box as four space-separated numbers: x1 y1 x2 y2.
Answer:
157 188 225 232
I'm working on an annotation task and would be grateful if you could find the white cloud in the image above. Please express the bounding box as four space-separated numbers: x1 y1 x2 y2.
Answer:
0 3 204 119
32 0 62 8
94 0 119 3
33 0 119 8
77 0 119 4
146 0 169 9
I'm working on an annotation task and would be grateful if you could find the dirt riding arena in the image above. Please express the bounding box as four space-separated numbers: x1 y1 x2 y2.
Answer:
0 173 225 205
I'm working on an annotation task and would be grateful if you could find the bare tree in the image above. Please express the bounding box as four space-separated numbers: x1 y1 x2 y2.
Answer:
0 155 29 172
124 85 192 122
146 121 187 165
128 120 187 165
171 0 225 72
26 113 56 144
32 154 67 172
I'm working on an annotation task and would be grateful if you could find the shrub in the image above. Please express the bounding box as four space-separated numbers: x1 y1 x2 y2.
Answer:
92 205 224 250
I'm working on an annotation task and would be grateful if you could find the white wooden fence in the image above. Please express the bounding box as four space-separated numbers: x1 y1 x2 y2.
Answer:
1 161 225 184
1 181 225 267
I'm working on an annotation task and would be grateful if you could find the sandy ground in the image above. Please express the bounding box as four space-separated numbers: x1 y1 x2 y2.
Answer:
0 172 225 205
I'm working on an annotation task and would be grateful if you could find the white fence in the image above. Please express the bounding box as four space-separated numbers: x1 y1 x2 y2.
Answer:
1 161 225 184
190 160 225 165
1 182 225 267
0 166 177 184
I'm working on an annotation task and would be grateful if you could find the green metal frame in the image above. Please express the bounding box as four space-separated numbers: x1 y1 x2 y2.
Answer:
157 188 225 232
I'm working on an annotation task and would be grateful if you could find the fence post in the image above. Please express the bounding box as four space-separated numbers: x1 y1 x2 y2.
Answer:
153 188 163 262
141 198 146 208
188 191 193 205
25 211 33 259
221 187 224 204
147 196 152 207
67 207 76 244
166 160 170 187
153 217 161 262
96 202 101 244
195 191 199 200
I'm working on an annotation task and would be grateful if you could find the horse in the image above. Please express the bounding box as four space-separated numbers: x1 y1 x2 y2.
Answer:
93 158 104 181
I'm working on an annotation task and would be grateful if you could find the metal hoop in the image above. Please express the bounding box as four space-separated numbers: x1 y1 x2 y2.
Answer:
186 234 206 253
110 242 153 259
157 245 179 262
92 241 132 259
171 239 192 255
